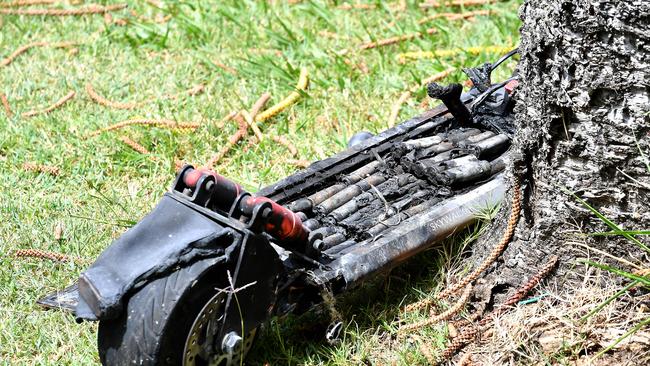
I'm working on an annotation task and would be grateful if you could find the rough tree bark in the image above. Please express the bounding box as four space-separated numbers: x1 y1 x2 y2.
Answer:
471 0 649 305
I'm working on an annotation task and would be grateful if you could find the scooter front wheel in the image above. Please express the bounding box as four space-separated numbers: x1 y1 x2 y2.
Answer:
97 262 256 366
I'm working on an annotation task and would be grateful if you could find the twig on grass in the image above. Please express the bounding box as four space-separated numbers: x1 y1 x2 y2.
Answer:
205 113 248 169
241 110 264 141
22 162 60 176
388 91 412 128
1 41 77 67
256 68 309 122
86 83 205 110
13 248 86 264
360 28 437 50
119 136 151 155
86 83 138 109
0 0 56 7
418 9 491 24
250 92 272 118
1 93 13 117
22 91 75 117
212 60 238 76
287 159 311 168
89 119 200 137
271 136 298 156
0 3 127 16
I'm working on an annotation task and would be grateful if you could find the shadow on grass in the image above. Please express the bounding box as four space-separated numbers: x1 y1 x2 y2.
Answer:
248 221 488 365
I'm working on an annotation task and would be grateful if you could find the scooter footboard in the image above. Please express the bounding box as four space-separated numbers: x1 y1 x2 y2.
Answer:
75 194 242 321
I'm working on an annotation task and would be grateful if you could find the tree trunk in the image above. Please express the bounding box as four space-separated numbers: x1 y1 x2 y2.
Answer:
471 0 649 304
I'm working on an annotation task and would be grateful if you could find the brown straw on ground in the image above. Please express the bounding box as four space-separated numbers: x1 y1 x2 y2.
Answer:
256 68 309 122
388 67 455 127
337 3 376 10
418 9 491 24
250 92 272 118
241 109 264 141
1 93 13 117
360 27 437 50
212 60 238 75
287 159 310 168
215 111 238 129
22 91 75 117
437 177 521 300
0 0 56 7
22 162 60 176
400 285 473 333
419 0 495 8
1 41 77 67
397 45 515 64
86 83 138 109
89 119 200 137
271 136 298 156
86 83 205 110
119 136 151 154
0 3 127 16
205 113 248 169
14 248 86 265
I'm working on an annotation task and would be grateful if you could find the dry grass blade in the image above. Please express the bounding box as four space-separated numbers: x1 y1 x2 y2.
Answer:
418 9 491 24
0 0 56 8
250 92 272 118
215 111 238 129
212 60 238 75
22 91 75 117
388 67 455 127
437 177 521 300
397 45 514 63
22 162 60 176
241 109 264 141
86 83 138 109
119 136 151 154
1 93 13 117
388 91 411 128
89 119 200 137
256 68 309 122
271 136 298 156
360 28 437 50
0 3 128 16
1 41 77 67
205 113 247 169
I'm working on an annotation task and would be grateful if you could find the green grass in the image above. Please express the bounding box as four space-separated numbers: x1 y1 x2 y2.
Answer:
0 1 521 364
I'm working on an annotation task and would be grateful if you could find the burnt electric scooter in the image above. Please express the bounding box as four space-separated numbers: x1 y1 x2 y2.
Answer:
39 50 519 365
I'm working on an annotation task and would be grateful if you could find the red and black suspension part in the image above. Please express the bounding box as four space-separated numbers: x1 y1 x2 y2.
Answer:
173 165 309 249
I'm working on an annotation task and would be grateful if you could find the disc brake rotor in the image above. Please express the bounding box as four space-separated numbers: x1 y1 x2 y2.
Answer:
183 292 256 366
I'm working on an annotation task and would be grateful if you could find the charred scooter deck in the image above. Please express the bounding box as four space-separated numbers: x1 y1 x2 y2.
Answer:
39 54 518 365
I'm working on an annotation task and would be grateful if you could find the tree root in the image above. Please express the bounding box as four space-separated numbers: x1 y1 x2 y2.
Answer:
437 176 521 300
